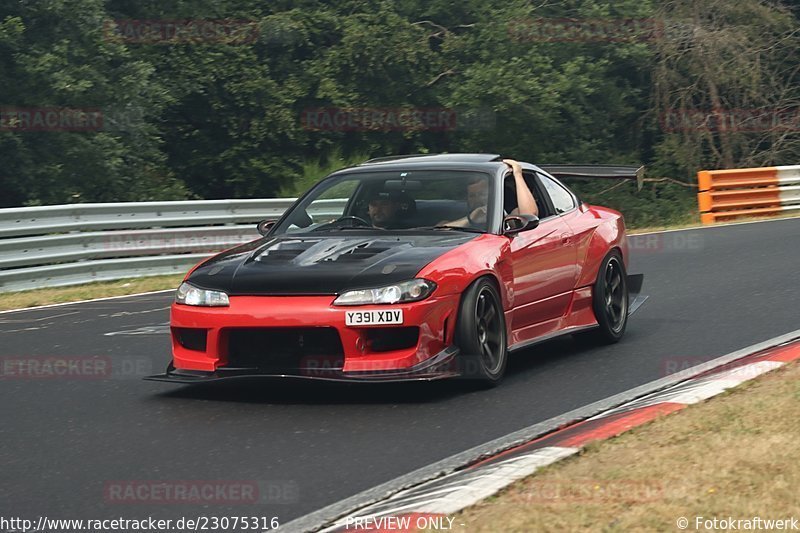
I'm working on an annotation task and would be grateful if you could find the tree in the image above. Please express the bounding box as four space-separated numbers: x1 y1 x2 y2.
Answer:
651 0 799 176
0 0 188 207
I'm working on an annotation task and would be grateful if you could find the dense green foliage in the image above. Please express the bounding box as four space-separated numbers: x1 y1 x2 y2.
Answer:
1 1 797 226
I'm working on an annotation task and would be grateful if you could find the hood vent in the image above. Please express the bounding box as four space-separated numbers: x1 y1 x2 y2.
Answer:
330 242 393 262
255 238 402 265
257 240 311 262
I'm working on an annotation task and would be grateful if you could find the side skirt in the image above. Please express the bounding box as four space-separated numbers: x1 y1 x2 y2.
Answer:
508 324 598 353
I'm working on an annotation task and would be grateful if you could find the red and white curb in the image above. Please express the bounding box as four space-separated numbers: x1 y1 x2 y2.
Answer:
319 339 800 532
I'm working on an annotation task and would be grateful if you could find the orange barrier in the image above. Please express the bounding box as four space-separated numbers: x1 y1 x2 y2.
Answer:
697 165 800 224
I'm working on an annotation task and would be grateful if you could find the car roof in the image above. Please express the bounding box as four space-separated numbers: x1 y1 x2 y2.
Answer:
327 153 518 177
327 153 554 180
359 153 502 166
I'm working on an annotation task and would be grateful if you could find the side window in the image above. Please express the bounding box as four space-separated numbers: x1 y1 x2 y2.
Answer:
505 172 547 217
538 174 576 214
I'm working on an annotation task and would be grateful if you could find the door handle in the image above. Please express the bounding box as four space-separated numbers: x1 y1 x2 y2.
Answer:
560 233 571 245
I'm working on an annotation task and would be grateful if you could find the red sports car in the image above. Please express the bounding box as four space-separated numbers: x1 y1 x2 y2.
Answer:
147 154 644 387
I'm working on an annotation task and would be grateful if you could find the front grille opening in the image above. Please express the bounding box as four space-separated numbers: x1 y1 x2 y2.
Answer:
174 327 207 352
366 326 419 352
226 327 344 372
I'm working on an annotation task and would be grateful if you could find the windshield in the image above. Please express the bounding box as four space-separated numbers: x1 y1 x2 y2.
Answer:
272 170 495 235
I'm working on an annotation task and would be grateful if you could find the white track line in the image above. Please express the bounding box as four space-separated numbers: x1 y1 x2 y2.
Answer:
629 212 800 236
0 289 174 315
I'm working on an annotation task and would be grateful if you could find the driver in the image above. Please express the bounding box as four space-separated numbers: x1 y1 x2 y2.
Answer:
367 191 401 228
444 159 538 227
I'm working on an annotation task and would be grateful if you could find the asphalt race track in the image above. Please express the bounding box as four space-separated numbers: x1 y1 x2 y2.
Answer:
2 218 799 527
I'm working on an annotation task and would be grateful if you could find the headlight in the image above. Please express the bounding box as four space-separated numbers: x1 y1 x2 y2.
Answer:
175 282 230 307
333 279 436 306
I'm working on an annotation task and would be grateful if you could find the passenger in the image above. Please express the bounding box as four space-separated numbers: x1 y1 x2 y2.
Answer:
444 159 538 227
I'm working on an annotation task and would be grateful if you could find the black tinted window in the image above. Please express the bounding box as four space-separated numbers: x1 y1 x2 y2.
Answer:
539 174 575 214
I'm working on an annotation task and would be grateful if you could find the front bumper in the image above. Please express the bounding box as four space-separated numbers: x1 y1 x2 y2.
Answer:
147 293 461 383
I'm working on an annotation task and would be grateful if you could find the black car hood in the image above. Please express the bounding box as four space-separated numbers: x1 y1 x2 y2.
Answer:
187 232 477 295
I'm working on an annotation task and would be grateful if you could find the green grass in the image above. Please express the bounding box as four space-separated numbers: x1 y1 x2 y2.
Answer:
0 274 184 311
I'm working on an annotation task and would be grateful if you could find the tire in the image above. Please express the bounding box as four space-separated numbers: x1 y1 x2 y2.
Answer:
579 250 629 344
455 278 508 387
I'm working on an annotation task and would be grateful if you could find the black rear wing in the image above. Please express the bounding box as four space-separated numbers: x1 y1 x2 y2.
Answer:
539 164 645 189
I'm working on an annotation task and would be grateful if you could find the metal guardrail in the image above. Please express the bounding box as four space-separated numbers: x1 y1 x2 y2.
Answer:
0 198 344 293
0 199 295 238
697 165 800 223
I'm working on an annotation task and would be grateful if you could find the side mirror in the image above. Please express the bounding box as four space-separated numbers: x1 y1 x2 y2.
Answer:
256 219 276 236
503 214 539 235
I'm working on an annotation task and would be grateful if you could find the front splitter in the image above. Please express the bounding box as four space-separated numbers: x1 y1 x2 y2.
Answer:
144 346 461 384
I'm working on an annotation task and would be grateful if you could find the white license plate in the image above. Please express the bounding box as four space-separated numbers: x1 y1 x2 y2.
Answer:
345 309 403 326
